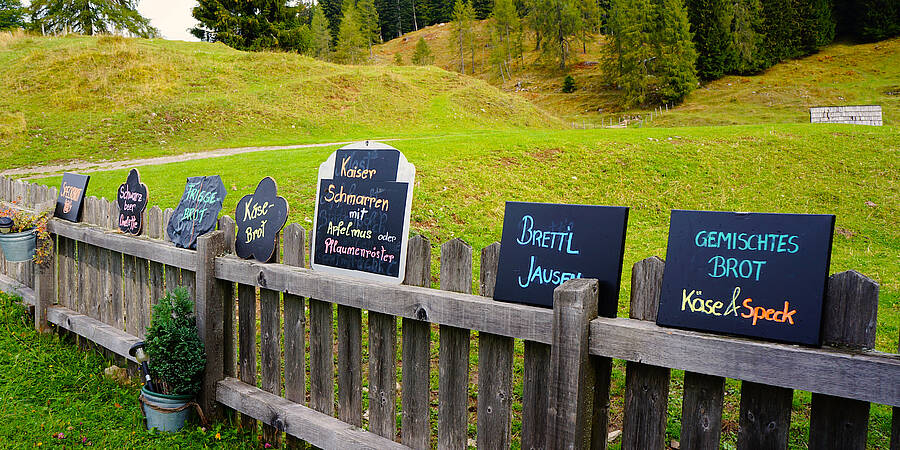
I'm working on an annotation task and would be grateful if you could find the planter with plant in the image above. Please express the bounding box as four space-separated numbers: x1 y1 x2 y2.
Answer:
141 286 207 432
0 202 53 264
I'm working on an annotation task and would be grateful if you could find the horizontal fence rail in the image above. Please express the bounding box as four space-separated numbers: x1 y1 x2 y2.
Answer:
1 175 898 449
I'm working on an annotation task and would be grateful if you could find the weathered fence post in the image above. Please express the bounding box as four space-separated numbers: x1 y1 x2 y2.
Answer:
477 242 514 449
282 223 306 450
622 256 670 449
439 238 472 450
401 234 432 448
547 278 599 448
809 270 879 449
34 258 55 333
893 329 900 450
195 230 226 422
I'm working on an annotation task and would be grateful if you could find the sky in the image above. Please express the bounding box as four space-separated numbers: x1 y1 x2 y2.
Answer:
137 0 199 42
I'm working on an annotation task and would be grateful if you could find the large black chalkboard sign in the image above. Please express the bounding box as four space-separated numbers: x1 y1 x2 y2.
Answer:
311 142 415 283
117 169 149 235
493 202 629 315
234 177 289 262
55 172 90 222
166 176 227 250
656 210 835 346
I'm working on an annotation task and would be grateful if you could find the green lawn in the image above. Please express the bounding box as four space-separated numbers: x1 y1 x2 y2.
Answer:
33 124 899 351
0 292 259 448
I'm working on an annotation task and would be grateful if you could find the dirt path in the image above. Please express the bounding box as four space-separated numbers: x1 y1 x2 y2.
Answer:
1 140 382 179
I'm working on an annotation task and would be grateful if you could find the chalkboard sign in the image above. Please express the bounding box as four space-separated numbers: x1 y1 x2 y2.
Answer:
234 177 289 262
311 142 415 283
116 169 148 235
493 202 629 315
55 173 90 222
166 176 227 250
656 210 835 346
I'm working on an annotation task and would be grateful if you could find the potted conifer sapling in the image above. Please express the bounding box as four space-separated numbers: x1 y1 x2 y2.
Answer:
141 286 207 432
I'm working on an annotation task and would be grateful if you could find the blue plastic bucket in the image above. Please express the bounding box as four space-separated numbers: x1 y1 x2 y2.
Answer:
140 386 194 432
0 230 36 262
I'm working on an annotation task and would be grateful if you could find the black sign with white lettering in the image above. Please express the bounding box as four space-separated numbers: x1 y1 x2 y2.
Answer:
55 173 90 222
166 176 227 250
311 142 415 283
234 177 289 262
493 202 629 315
656 210 835 346
116 169 148 235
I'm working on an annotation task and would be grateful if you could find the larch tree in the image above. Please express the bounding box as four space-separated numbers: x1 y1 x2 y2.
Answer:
334 0 366 63
357 0 381 55
451 0 476 73
310 3 332 58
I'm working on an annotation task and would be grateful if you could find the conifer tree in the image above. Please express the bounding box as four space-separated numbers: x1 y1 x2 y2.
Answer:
729 0 763 74
529 0 581 68
30 0 157 37
320 0 344 43
335 0 366 63
411 36 434 64
651 0 698 103
473 0 494 19
576 0 601 53
357 0 381 55
605 0 696 105
795 0 834 53
310 3 332 57
490 0 522 78
604 0 653 104
686 0 732 80
0 0 25 30
451 0 476 73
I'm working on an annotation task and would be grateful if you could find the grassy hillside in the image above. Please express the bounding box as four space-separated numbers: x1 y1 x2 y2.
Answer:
0 31 556 170
376 24 900 126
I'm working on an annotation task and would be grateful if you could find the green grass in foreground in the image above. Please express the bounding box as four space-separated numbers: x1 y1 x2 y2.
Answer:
0 292 258 448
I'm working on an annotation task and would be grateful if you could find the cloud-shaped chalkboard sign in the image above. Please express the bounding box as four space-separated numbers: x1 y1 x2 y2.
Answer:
117 169 149 235
167 175 227 250
234 177 289 262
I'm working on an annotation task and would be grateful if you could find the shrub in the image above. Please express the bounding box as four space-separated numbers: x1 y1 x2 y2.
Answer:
562 74 576 93
145 287 206 397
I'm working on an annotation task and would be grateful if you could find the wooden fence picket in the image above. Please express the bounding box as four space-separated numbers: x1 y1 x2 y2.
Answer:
438 238 472 450
282 223 306 449
400 234 432 449
622 256 670 449
476 242 513 449
808 271 879 449
259 234 283 447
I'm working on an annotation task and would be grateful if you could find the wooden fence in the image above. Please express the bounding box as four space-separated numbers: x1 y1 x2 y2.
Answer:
0 175 898 449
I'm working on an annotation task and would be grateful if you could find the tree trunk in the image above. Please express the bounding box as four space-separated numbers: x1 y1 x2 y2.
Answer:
396 0 403 38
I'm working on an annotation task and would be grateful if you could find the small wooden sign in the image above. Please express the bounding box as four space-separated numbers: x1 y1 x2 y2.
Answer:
311 142 415 283
166 175 227 250
656 210 835 346
116 169 149 235
55 172 90 222
493 202 629 315
234 177 289 262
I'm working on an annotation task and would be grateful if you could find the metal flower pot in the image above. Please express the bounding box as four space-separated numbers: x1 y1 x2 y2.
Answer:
140 386 194 432
0 229 36 262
